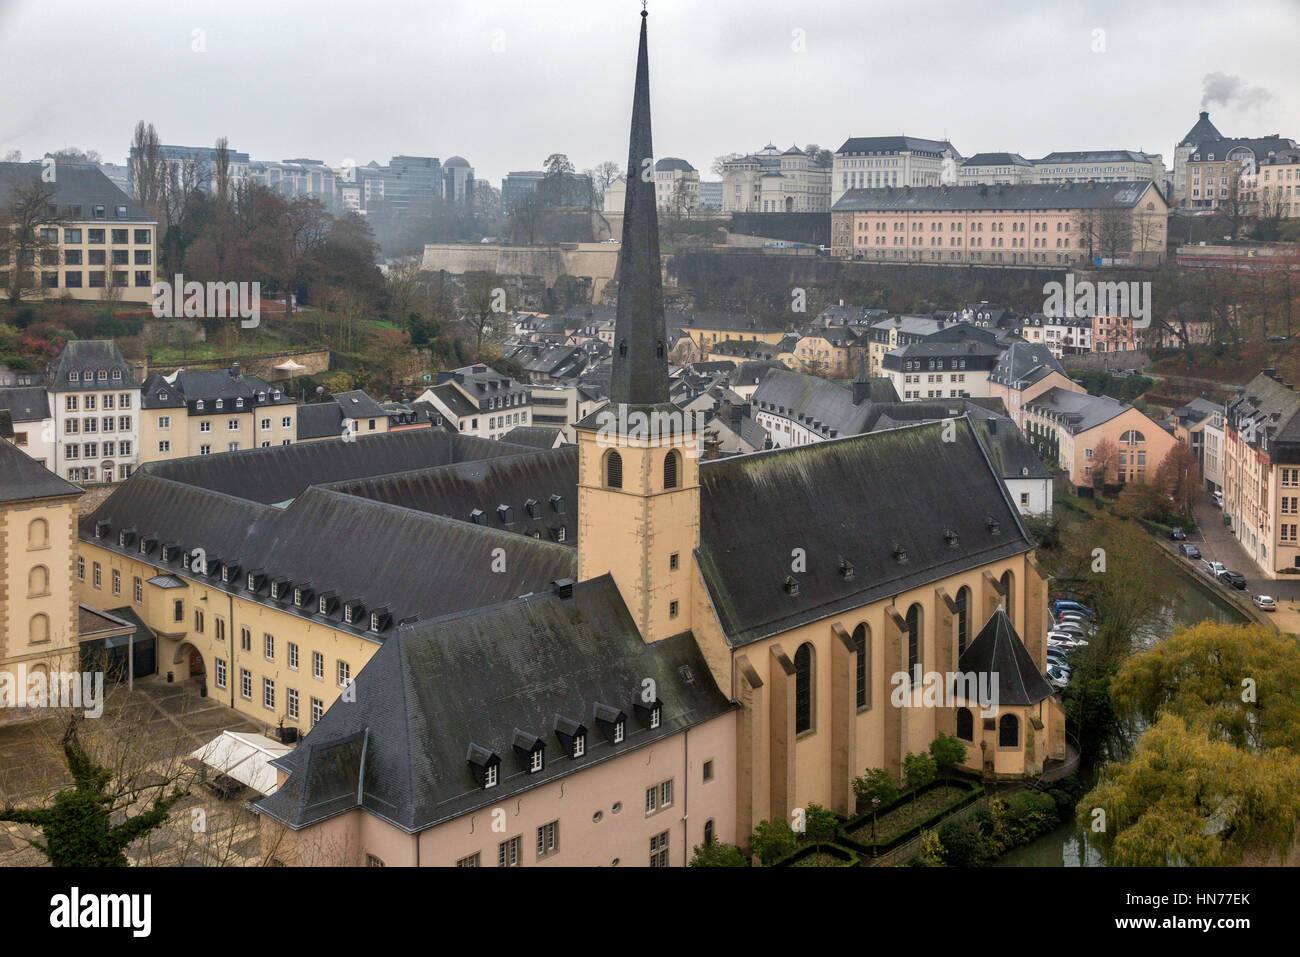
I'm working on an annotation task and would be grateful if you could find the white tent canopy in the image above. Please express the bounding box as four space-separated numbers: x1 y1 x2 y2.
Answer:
274 359 306 372
191 731 292 795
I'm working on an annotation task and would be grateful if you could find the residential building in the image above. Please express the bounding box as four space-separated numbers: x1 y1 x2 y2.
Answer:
1174 111 1226 204
832 136 961 205
1022 387 1176 491
831 181 1168 267
0 162 158 303
1223 371 1300 575
140 364 297 461
883 339 1003 400
1091 313 1142 353
0 385 55 468
958 153 1034 186
987 340 1085 429
527 383 602 442
791 325 864 378
722 145 831 213
653 158 700 214
1185 135 1298 211
1019 314 1092 358
1030 150 1165 186
47 341 140 485
1243 148 1300 218
417 364 532 440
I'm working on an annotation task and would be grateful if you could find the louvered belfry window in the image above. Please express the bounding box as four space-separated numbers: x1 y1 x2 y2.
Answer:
663 450 680 489
606 450 623 489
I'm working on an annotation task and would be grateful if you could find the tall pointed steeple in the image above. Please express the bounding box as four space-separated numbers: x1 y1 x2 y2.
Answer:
609 7 670 407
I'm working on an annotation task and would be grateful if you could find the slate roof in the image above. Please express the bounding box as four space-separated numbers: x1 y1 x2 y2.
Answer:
500 426 564 449
957 608 1052 706
971 417 1051 481
670 309 787 336
832 181 1158 213
138 429 535 505
296 401 345 440
46 340 138 392
0 438 81 503
837 136 957 157
963 152 1032 167
254 575 733 832
140 368 291 410
695 418 1032 647
0 162 154 223
332 390 388 420
728 360 786 390
323 446 578 543
1226 372 1300 452
80 473 577 640
1023 387 1129 434
751 368 877 438
654 157 695 172
1035 150 1157 165
988 340 1067 388
1179 111 1224 148
0 386 50 422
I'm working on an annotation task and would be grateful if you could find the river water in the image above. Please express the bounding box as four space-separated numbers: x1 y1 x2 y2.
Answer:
993 556 1244 867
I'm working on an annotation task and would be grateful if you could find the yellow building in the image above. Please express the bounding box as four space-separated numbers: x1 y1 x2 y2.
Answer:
139 365 297 463
0 162 158 304
0 441 83 686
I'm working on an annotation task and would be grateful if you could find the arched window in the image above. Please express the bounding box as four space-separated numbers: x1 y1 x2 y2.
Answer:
28 565 49 597
794 642 814 734
29 613 49 644
905 603 923 681
703 819 715 845
999 714 1019 748
28 518 48 549
1000 571 1015 626
605 450 623 489
956 707 974 741
956 586 971 656
1119 429 1145 446
852 623 871 710
663 449 680 490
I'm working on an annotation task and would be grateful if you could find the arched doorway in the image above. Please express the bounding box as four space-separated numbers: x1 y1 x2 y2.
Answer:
174 641 205 680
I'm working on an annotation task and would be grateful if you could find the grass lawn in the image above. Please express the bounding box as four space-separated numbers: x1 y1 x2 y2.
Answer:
848 785 969 845
790 851 853 867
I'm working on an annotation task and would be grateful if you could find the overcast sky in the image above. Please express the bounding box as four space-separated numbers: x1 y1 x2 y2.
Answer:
2 0 1297 188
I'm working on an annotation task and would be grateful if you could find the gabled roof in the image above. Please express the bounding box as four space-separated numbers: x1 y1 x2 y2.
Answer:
254 575 732 832
957 608 1052 706
751 368 877 438
1227 372 1300 450
332 390 388 420
1179 111 1225 148
837 136 957 157
0 439 81 503
962 152 1032 167
501 426 565 449
138 429 533 505
0 386 50 422
989 340 1066 388
1023 387 1130 433
296 401 344 440
46 340 138 392
0 162 154 223
696 418 1032 647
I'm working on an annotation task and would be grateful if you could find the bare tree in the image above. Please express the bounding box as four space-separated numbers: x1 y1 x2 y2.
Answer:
461 270 507 358
711 153 743 177
1097 207 1134 264
213 136 233 204
0 176 62 304
587 160 620 207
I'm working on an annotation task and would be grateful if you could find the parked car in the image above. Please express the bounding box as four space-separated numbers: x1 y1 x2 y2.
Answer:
1051 599 1095 617
1268 335 1288 342
1254 594 1278 611
1052 621 1088 636
1213 490 1224 508
1169 526 1187 540
1046 665 1071 690
1219 570 1247 590
1048 631 1089 648
1178 543 1201 559
1203 560 1226 579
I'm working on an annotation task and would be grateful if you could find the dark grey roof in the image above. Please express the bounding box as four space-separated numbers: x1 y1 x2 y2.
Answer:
668 309 787 335
500 426 564 449
80 473 576 640
696 418 1032 647
296 401 344 440
971 417 1051 481
323 446 578 544
0 162 154 223
1188 136 1297 161
727 360 786 389
332 390 388 420
46 341 138 392
963 152 1032 167
1227 372 1300 451
957 608 1052 706
0 439 81 503
1179 111 1224 148
832 181 1159 213
254 575 733 832
140 368 290 409
1024 387 1129 434
0 386 50 422
1035 150 1157 164
989 340 1066 388
654 157 695 172
750 369 878 438
139 429 537 505
837 136 957 157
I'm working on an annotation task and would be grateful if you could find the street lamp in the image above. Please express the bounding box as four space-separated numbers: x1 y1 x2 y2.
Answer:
870 796 881 850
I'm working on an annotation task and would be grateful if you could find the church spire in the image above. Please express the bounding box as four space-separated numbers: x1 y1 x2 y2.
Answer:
609 7 670 407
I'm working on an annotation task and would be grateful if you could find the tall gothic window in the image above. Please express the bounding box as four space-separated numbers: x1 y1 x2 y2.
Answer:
605 450 623 489
794 643 814 733
905 603 923 682
852 623 870 710
956 586 971 655
663 450 680 490
999 714 1019 748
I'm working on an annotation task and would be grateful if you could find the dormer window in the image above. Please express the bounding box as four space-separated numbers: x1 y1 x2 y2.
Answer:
215 399 223 410
497 504 513 525
614 720 625 743
221 566 231 583
235 398 244 408
530 750 544 773
484 764 498 788
247 572 257 591
294 587 303 606
195 400 204 411
525 499 540 519
270 580 282 600
70 371 79 382
137 539 148 555
94 521 108 539
344 605 354 624
650 706 661 729
159 391 168 401
784 575 800 596
319 596 328 614
573 733 585 758
549 494 565 514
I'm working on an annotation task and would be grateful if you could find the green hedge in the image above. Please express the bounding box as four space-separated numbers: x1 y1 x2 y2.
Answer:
839 780 984 857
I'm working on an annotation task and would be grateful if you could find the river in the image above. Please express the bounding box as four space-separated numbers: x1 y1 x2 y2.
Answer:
993 555 1244 867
